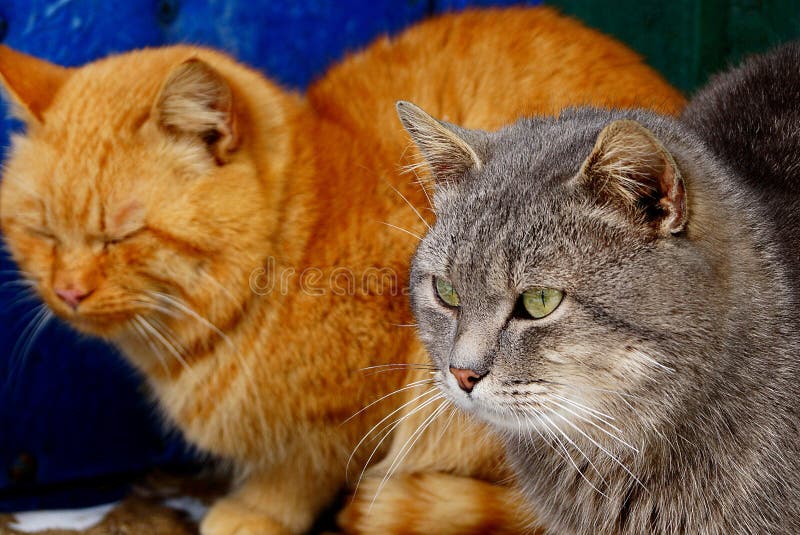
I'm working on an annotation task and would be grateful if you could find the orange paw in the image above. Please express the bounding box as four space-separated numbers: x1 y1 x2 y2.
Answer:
200 497 291 535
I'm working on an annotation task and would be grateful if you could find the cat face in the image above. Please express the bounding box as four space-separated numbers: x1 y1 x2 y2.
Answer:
400 102 722 435
0 46 272 349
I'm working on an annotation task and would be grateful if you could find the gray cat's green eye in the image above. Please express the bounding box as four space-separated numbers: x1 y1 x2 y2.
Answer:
522 287 563 319
434 277 460 307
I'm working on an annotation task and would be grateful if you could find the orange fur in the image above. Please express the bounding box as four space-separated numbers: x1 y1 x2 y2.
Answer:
0 7 684 534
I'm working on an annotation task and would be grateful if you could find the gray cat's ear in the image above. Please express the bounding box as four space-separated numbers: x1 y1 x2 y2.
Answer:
581 120 686 235
154 58 239 164
396 100 485 185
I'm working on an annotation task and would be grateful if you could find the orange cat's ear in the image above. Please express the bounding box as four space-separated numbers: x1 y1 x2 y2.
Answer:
154 58 239 164
396 100 486 185
581 120 687 236
0 45 71 123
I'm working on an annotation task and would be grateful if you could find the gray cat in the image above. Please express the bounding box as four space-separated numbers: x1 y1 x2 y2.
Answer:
398 43 800 534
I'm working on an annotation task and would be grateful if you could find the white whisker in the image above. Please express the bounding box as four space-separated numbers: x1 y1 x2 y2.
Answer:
550 393 616 422
5 288 39 310
546 406 646 491
138 316 193 376
415 176 435 212
360 363 436 371
430 404 458 448
546 398 632 448
342 378 435 425
368 398 449 510
347 387 439 486
533 409 610 497
131 299 182 319
1 279 36 289
131 315 171 377
378 221 423 241
632 349 676 373
9 305 52 386
517 408 571 471
198 269 241 308
384 180 431 231
146 291 268 446
147 291 233 347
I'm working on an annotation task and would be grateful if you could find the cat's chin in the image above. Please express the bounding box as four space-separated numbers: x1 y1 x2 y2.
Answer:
463 403 557 438
61 312 131 339
35 296 132 338
470 404 528 433
440 383 549 435
440 384 524 433
41 294 145 340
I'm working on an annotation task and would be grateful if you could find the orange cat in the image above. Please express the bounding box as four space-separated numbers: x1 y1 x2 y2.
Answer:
0 7 684 534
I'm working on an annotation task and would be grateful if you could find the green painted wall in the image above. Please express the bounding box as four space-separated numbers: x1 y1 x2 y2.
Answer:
548 0 800 93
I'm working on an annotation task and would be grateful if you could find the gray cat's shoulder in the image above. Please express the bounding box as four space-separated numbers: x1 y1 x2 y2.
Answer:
683 42 800 191
683 42 800 287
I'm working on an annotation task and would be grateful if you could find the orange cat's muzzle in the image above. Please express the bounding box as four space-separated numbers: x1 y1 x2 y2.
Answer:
51 248 101 312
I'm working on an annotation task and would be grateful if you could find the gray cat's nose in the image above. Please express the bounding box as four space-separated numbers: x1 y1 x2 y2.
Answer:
449 367 486 393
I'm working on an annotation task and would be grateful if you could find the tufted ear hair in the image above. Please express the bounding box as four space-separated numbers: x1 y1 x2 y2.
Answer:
396 100 486 185
581 119 687 236
154 58 239 164
0 45 71 124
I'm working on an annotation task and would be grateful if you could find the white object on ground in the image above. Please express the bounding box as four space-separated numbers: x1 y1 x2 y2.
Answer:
9 502 118 533
163 496 208 523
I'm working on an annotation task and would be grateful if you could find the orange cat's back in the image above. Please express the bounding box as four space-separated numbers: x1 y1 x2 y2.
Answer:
310 6 683 149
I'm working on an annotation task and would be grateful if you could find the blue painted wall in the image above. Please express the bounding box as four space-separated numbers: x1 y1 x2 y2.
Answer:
0 0 539 511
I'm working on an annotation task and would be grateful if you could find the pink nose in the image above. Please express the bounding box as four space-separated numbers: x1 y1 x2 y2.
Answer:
449 367 486 393
55 287 92 309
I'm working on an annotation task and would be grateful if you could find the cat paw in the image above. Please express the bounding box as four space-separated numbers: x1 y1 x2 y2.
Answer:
200 497 291 535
